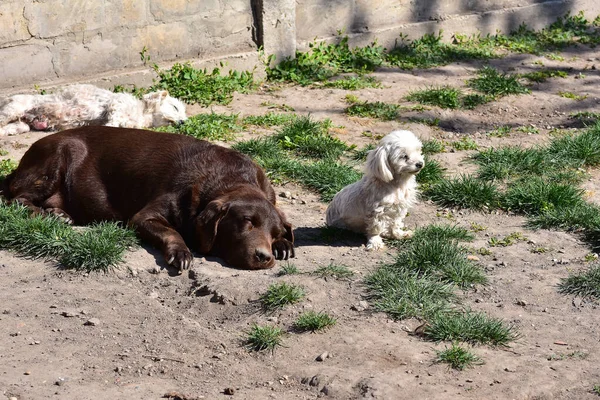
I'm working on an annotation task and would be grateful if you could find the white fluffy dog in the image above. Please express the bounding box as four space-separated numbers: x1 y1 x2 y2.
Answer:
0 84 187 136
326 130 424 250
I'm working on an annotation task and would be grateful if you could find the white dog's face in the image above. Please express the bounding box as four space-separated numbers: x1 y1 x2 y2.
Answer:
143 91 188 126
365 130 424 182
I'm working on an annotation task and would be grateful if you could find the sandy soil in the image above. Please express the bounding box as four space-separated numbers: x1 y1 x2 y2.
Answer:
1 46 600 400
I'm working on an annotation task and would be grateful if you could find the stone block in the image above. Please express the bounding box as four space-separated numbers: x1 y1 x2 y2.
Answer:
0 45 55 89
24 0 104 39
0 2 30 43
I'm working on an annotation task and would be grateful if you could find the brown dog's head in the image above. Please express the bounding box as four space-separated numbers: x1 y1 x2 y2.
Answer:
194 188 294 270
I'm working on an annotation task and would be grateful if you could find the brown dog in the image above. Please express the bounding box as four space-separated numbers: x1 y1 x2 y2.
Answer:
2 126 295 271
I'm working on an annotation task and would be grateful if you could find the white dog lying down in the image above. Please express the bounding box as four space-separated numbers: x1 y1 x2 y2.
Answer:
326 130 424 250
0 84 187 136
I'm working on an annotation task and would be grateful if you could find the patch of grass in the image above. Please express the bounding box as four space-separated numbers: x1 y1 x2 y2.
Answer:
410 224 475 243
424 311 518 346
0 202 137 271
260 101 295 112
416 157 446 190
462 93 493 109
486 125 512 137
529 202 600 231
0 148 9 156
488 232 527 247
406 86 461 109
277 263 300 276
273 116 347 159
422 139 446 155
425 175 500 211
365 266 456 320
592 384 600 396
548 127 600 168
521 68 568 82
558 263 600 299
386 31 497 70
265 35 384 85
242 112 297 127
502 177 586 215
157 112 242 141
393 232 486 288
322 75 382 90
150 63 255 106
312 263 354 280
570 111 600 125
294 311 337 332
59 222 138 272
245 324 284 352
558 91 587 101
345 100 400 120
435 343 481 370
451 137 478 151
516 125 540 134
468 67 530 98
469 222 487 232
290 159 361 202
260 282 305 312
472 146 549 181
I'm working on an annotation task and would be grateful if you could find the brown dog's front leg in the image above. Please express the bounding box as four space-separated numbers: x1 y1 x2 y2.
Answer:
130 210 193 274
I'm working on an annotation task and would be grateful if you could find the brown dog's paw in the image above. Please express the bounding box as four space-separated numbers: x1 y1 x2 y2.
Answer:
44 208 73 224
165 247 193 274
272 239 295 261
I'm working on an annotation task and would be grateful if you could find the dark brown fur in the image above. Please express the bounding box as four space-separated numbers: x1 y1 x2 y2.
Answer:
2 126 294 271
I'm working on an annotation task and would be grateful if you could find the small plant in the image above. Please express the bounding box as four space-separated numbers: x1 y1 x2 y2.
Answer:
245 324 284 352
425 175 500 211
150 63 255 106
274 116 347 159
409 117 440 127
0 159 17 180
294 311 337 332
260 282 305 311
558 263 600 299
0 148 8 156
487 125 512 137
584 253 598 262
157 112 242 141
467 67 530 98
312 263 354 280
469 222 487 232
451 137 478 151
570 111 600 125
476 247 492 256
592 384 600 395
425 311 518 346
322 75 382 90
516 125 540 134
530 246 550 254
435 343 481 370
558 91 587 101
488 232 527 247
422 139 446 155
260 101 295 112
416 158 446 189
406 86 461 109
242 112 297 127
345 100 400 120
277 263 300 276
521 68 568 82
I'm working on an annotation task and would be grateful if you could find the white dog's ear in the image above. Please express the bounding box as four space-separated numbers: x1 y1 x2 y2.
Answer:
365 145 394 182
143 91 168 102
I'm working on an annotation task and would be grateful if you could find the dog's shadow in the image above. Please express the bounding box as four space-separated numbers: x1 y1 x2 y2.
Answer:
294 226 365 248
140 244 236 277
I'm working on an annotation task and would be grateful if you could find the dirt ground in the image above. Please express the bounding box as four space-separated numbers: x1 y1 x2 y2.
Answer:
2 45 600 400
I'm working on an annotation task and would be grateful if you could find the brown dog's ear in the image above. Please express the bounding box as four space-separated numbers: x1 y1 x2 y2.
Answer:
196 200 230 254
283 221 294 244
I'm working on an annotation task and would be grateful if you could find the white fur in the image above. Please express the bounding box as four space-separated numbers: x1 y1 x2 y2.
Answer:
0 84 187 136
326 130 425 250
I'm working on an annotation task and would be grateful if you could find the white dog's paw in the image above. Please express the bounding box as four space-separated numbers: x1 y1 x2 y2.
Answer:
391 229 413 240
366 236 385 251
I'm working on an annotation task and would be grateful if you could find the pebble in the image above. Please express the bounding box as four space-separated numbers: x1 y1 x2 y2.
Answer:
280 191 292 199
148 266 161 274
504 367 516 372
24 371 31 375
467 255 480 261
320 385 331 395
516 299 527 307
573 297 582 308
61 310 77 317
316 352 329 362
351 300 369 312
224 387 235 395
309 375 320 387
84 318 100 326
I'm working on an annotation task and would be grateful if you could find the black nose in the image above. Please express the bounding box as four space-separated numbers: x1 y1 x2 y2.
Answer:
415 162 424 169
255 248 273 264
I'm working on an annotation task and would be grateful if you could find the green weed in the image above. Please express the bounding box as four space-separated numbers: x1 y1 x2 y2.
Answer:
157 112 242 141
451 137 478 151
425 311 518 346
422 139 446 155
260 282 305 311
558 263 600 299
435 343 482 370
277 263 300 276
425 175 500 210
468 67 530 98
488 232 527 247
312 263 354 280
294 311 337 332
521 68 568 82
406 86 461 109
345 100 400 120
245 324 284 352
558 91 587 101
242 112 297 127
322 75 382 90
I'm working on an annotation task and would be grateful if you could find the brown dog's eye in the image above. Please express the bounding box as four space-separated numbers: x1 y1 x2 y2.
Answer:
244 216 254 230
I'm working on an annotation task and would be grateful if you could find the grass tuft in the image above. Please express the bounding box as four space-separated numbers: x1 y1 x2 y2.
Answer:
467 67 530 98
425 175 500 210
277 263 300 276
345 100 400 120
312 263 354 279
245 324 284 352
260 282 305 311
435 343 482 370
157 112 241 141
425 311 518 346
558 263 600 299
406 86 461 109
294 311 337 332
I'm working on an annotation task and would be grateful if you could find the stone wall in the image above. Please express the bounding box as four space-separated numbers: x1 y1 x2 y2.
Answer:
0 0 599 93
